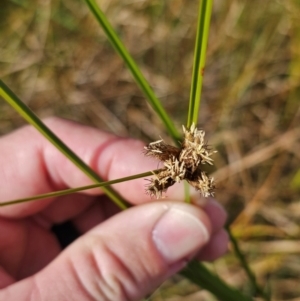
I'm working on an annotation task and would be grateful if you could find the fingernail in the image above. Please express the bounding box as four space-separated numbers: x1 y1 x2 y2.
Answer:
152 207 210 264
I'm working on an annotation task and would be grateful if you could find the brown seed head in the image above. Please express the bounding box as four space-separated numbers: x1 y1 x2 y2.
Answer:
187 169 215 198
144 139 181 161
145 170 175 198
144 123 216 199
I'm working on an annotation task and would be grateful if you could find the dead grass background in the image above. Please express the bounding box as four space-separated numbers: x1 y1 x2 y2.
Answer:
1 0 300 300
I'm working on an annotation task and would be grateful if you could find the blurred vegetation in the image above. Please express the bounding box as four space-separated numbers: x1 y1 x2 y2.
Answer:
1 0 300 300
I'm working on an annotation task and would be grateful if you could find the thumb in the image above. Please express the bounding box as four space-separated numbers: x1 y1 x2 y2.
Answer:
1 202 211 301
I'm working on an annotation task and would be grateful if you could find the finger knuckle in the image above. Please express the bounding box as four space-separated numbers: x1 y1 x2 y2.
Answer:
70 236 137 301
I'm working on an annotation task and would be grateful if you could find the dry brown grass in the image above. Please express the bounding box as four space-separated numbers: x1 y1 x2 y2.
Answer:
1 0 300 300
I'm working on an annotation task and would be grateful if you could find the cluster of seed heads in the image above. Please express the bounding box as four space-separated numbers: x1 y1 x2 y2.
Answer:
144 123 216 199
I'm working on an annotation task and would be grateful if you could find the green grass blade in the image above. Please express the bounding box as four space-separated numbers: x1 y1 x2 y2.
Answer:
0 170 158 207
0 79 129 210
180 260 253 301
187 0 213 128
84 0 181 143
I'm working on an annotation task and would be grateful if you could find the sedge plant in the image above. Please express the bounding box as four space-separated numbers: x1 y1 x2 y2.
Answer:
0 0 272 300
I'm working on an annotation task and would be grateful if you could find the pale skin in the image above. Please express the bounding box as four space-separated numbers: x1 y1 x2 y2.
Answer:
0 117 228 301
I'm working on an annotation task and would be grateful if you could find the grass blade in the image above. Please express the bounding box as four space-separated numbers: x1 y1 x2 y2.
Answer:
187 0 213 128
84 0 181 143
0 79 129 210
180 260 253 301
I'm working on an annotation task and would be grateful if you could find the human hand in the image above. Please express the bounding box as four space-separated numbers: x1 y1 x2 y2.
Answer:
0 117 228 301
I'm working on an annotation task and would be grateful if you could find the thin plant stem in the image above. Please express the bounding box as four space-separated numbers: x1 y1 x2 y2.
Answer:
185 0 213 205
187 0 213 128
85 0 181 144
180 260 253 301
0 170 160 207
0 80 129 210
184 181 191 204
183 1 254 299
227 225 269 301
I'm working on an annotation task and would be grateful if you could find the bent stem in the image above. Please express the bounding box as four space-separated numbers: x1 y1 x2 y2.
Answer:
0 80 129 210
85 0 181 143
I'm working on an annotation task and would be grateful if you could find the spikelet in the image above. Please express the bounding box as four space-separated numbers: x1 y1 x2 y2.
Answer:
144 139 181 161
144 123 216 199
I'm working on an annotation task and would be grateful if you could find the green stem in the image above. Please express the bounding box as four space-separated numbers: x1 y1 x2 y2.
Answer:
227 226 269 300
180 260 253 301
0 80 129 210
0 170 160 207
184 181 191 204
85 0 181 144
187 0 213 128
